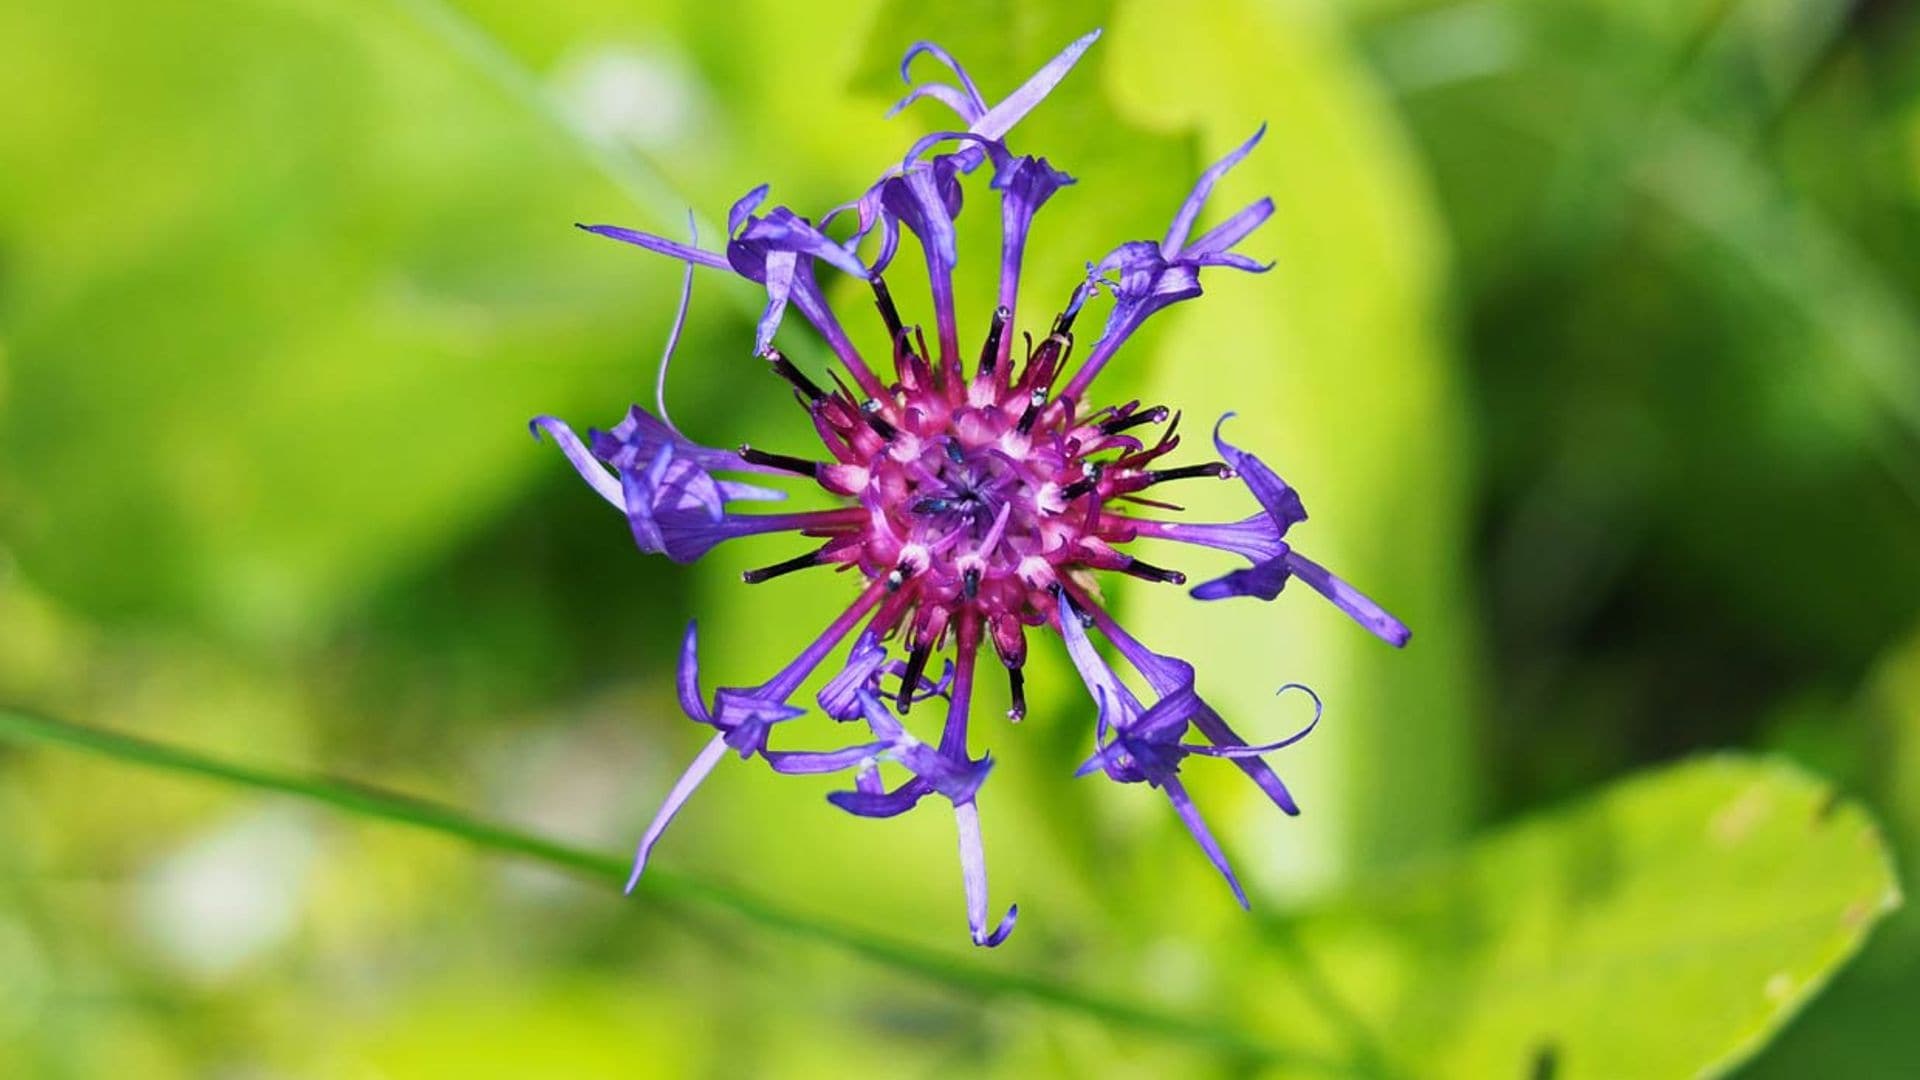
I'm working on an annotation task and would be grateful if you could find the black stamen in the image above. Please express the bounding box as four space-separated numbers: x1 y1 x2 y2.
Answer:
871 276 904 344
912 496 955 515
742 547 824 584
898 641 933 713
1100 405 1171 436
1146 462 1232 485
860 399 899 440
1060 463 1105 502
1006 666 1026 721
944 438 965 465
738 446 820 477
764 348 825 402
1053 284 1086 338
963 567 981 599
1122 557 1187 585
977 305 1010 377
1016 390 1047 435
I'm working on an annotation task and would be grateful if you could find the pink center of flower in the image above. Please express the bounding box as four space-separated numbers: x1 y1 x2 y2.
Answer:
746 292 1230 716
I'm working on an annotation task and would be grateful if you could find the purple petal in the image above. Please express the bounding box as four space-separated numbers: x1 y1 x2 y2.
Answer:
1212 413 1308 530
1187 684 1322 758
1190 555 1292 602
898 41 988 116
1161 775 1249 909
1120 515 1287 562
676 621 709 723
765 742 889 775
1055 595 1143 723
727 184 770 236
888 82 982 122
625 732 730 893
955 800 1017 947
1162 124 1266 256
529 416 621 508
828 778 932 818
579 223 729 270
1284 551 1412 647
1187 706 1300 816
970 28 1102 141
1185 197 1275 258
818 633 890 720
755 248 798 355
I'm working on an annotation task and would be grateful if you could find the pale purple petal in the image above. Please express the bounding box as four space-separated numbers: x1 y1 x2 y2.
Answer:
765 743 889 775
969 28 1102 140
1185 197 1275 258
579 223 729 269
529 416 621 508
625 732 730 893
955 800 1018 946
1162 124 1266 256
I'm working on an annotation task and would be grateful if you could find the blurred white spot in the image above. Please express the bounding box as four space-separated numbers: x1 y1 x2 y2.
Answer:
136 808 318 983
483 711 650 900
551 45 706 151
1765 971 1795 1003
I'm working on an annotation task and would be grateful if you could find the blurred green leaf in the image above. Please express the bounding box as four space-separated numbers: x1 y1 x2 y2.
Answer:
1256 756 1900 1078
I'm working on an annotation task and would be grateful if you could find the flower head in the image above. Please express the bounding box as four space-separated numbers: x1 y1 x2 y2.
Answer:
538 28 1408 946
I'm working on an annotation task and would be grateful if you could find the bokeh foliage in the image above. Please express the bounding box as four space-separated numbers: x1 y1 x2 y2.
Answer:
1 0 1916 1076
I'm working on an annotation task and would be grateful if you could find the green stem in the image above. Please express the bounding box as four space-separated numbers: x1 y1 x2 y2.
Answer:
0 707 1323 1068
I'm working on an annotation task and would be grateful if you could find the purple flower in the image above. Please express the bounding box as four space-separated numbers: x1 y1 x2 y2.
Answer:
1185 415 1412 647
1055 586 1320 907
539 29 1407 946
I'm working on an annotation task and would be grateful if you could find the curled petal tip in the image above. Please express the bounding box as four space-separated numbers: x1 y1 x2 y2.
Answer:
973 903 1019 947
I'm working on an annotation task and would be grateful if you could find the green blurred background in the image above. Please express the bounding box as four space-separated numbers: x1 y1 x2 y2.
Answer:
2 0 1917 1076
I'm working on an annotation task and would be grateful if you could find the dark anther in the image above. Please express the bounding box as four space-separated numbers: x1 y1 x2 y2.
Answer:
912 496 955 515
1100 405 1171 436
871 275 904 344
764 347 825 402
1053 282 1086 338
742 547 824 584
962 567 981 599
1059 463 1105 503
738 446 820 477
898 640 934 713
944 437 966 465
1016 389 1047 435
1121 557 1186 585
886 560 914 592
1006 666 1026 721
1146 462 1232 485
977 305 1010 377
860 399 899 440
